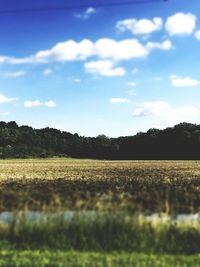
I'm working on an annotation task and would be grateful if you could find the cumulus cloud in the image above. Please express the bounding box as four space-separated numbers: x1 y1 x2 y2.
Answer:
170 75 200 87
195 30 200 40
0 93 15 104
43 68 52 75
24 100 56 108
35 38 148 62
165 13 196 36
0 37 173 65
35 39 94 62
132 100 200 126
84 60 126 77
133 101 170 117
75 7 96 20
110 98 131 103
95 38 149 60
45 100 57 107
4 70 26 77
146 40 172 50
116 17 162 35
24 100 43 108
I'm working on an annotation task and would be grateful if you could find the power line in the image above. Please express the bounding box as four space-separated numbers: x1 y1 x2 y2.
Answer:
0 0 168 15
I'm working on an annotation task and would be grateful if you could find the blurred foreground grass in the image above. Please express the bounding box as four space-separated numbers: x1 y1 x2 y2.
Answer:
0 251 200 267
0 212 199 254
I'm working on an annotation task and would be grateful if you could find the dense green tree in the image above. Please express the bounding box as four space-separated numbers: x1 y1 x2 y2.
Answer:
0 121 200 159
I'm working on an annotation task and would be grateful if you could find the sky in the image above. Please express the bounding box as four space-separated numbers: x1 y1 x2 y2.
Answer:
0 0 200 137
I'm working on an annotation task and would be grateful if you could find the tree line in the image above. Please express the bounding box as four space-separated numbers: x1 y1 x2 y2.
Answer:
0 121 200 159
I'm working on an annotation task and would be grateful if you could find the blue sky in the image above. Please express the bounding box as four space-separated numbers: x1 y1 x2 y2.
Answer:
0 0 200 137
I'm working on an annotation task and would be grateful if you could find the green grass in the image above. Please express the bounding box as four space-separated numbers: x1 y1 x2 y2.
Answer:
0 251 199 267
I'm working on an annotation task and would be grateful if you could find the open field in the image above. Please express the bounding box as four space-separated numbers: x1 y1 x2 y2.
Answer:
0 158 200 264
0 159 199 212
1 158 200 180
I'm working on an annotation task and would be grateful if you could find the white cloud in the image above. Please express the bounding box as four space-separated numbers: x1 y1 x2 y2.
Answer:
146 40 172 50
127 82 136 87
95 38 148 60
170 75 200 87
165 13 196 36
36 38 148 63
86 7 96 16
195 30 200 40
133 101 170 117
35 39 94 62
84 60 126 77
75 7 96 20
132 100 200 126
0 93 15 104
43 68 52 75
45 100 57 107
116 17 162 35
4 70 26 77
0 38 172 65
24 100 56 108
24 100 43 108
110 98 131 103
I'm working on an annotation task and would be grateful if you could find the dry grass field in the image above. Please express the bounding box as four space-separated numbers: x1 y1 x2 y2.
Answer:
0 158 200 180
0 158 199 212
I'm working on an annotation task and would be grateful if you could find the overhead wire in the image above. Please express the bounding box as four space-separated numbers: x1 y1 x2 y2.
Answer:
0 0 168 15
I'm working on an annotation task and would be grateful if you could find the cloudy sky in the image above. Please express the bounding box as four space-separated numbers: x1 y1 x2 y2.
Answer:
0 0 200 137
